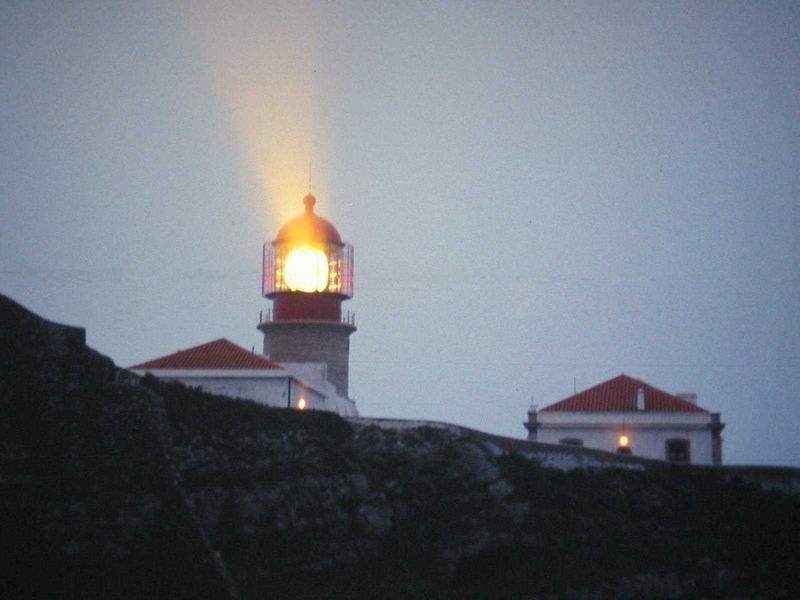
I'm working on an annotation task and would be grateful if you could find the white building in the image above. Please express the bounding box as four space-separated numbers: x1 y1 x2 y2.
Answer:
129 338 358 417
526 374 724 465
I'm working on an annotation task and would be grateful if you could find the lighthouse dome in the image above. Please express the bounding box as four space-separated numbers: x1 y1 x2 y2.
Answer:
275 194 342 245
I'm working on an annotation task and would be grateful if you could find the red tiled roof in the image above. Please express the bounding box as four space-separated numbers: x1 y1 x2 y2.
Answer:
128 338 282 370
540 374 707 413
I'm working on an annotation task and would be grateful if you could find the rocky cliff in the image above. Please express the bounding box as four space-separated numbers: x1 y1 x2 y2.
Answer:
1 294 798 599
0 295 237 599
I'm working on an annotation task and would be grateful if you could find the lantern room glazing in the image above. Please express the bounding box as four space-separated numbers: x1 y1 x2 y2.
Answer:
263 241 353 298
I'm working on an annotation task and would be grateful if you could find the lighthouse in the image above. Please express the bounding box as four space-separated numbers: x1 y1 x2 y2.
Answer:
258 194 356 400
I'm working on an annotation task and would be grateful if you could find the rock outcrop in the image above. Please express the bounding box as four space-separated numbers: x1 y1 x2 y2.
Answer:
0 295 236 599
1 294 799 599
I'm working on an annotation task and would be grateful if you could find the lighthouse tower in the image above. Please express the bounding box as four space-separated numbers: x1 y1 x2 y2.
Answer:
258 194 356 399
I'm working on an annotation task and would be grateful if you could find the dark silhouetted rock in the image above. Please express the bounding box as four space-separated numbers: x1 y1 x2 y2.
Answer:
0 295 237 599
1 294 799 599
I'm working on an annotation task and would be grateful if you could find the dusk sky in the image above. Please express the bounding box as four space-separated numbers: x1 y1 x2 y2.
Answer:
2 1 798 466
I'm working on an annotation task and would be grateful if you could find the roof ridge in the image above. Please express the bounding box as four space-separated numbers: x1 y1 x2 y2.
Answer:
540 373 708 413
565 373 628 401
128 338 282 371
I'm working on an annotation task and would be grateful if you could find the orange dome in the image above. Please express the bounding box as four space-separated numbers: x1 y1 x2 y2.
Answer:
275 194 342 245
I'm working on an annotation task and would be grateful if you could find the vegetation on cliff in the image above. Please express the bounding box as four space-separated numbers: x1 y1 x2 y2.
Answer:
145 374 800 599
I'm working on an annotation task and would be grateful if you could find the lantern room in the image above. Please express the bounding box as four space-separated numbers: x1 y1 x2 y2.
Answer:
262 194 353 321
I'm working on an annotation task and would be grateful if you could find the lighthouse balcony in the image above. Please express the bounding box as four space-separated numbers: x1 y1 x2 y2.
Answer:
259 308 356 327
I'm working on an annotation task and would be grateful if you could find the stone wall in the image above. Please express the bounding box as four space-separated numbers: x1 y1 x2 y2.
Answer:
259 320 355 397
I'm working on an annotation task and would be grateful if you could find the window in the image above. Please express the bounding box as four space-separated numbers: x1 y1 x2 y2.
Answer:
559 437 584 447
666 438 690 464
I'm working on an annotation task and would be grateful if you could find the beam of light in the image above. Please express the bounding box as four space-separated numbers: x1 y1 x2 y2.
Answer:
284 246 329 292
183 2 326 233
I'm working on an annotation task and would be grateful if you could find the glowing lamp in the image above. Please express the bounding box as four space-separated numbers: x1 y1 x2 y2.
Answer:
297 397 307 411
284 246 329 292
618 434 630 448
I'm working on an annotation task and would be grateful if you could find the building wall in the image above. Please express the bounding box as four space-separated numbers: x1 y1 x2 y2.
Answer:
164 376 327 411
532 412 717 465
277 361 359 417
331 395 359 417
131 368 336 412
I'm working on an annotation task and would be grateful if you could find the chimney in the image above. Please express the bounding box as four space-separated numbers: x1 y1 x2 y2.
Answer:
524 405 539 441
677 393 697 405
636 387 645 411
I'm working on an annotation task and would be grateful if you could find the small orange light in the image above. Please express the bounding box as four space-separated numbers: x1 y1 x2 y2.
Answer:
297 397 307 411
618 434 630 448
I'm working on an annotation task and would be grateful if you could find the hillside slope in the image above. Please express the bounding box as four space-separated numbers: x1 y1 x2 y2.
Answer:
1 294 798 599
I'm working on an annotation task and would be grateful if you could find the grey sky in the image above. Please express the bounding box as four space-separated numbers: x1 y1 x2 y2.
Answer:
2 1 798 466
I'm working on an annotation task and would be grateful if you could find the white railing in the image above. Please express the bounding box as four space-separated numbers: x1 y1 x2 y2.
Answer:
259 308 356 326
